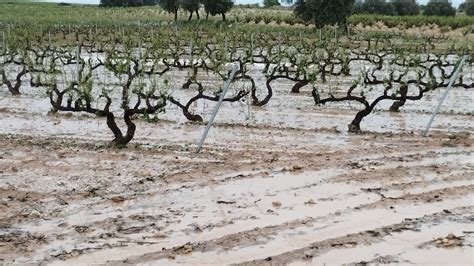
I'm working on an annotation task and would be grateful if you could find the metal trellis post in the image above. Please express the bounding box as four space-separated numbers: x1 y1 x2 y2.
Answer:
422 55 467 137
196 64 239 153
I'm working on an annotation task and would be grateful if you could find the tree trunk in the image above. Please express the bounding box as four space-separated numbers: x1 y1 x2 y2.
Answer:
122 113 136 145
222 13 226 21
349 108 372 133
182 79 192 89
389 85 408 112
2 68 25 95
182 108 203 122
252 77 274 106
291 81 309 93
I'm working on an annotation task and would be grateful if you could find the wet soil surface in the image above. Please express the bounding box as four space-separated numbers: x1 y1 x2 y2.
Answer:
1 77 473 264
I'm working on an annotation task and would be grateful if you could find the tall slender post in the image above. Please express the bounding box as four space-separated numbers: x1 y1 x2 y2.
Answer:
139 41 143 61
2 31 5 54
1 31 5 65
76 42 80 83
250 33 254 63
196 64 239 153
278 32 282 53
189 37 194 67
422 55 467 137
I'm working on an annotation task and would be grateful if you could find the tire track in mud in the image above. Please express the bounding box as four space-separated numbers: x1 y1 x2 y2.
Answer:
28 148 473 265
260 207 474 266
99 187 474 265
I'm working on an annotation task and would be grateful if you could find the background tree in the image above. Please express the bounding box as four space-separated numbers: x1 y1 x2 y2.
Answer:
424 1 456 16
295 0 355 28
263 0 281 8
100 0 158 7
465 0 474 16
180 0 200 21
159 0 179 20
100 0 126 7
353 0 396 15
391 0 420 16
202 0 234 21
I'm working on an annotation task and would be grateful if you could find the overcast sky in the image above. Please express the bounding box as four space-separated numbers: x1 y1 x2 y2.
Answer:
40 0 464 8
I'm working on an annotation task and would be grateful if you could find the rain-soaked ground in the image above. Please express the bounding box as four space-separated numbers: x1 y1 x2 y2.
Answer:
0 71 473 264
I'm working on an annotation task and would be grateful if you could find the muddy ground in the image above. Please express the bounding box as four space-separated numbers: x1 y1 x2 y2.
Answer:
1 71 474 264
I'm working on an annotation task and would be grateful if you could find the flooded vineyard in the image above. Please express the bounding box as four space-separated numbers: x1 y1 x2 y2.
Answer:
1 1 474 265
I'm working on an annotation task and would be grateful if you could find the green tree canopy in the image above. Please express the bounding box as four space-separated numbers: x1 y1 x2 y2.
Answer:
263 0 281 8
101 0 158 7
391 0 420 16
465 0 474 16
202 0 234 21
353 0 396 15
158 0 179 20
424 1 456 16
180 0 200 20
295 0 355 28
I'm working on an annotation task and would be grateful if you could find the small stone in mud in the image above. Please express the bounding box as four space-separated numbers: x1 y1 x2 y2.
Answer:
291 165 303 171
304 250 313 259
272 201 282 208
58 222 68 228
111 196 125 203
305 199 316 205
74 226 90 233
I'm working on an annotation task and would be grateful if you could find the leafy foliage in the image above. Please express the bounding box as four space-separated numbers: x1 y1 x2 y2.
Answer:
202 0 233 21
424 2 456 17
391 0 420 16
465 0 474 16
295 0 355 28
100 0 158 7
263 0 281 8
353 0 395 16
180 0 199 11
158 0 179 20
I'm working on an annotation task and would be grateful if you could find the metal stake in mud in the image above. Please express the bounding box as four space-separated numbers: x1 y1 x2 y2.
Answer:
196 64 239 153
422 55 467 137
76 43 80 83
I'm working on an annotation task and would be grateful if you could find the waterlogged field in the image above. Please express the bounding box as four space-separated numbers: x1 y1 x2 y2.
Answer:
1 2 474 265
